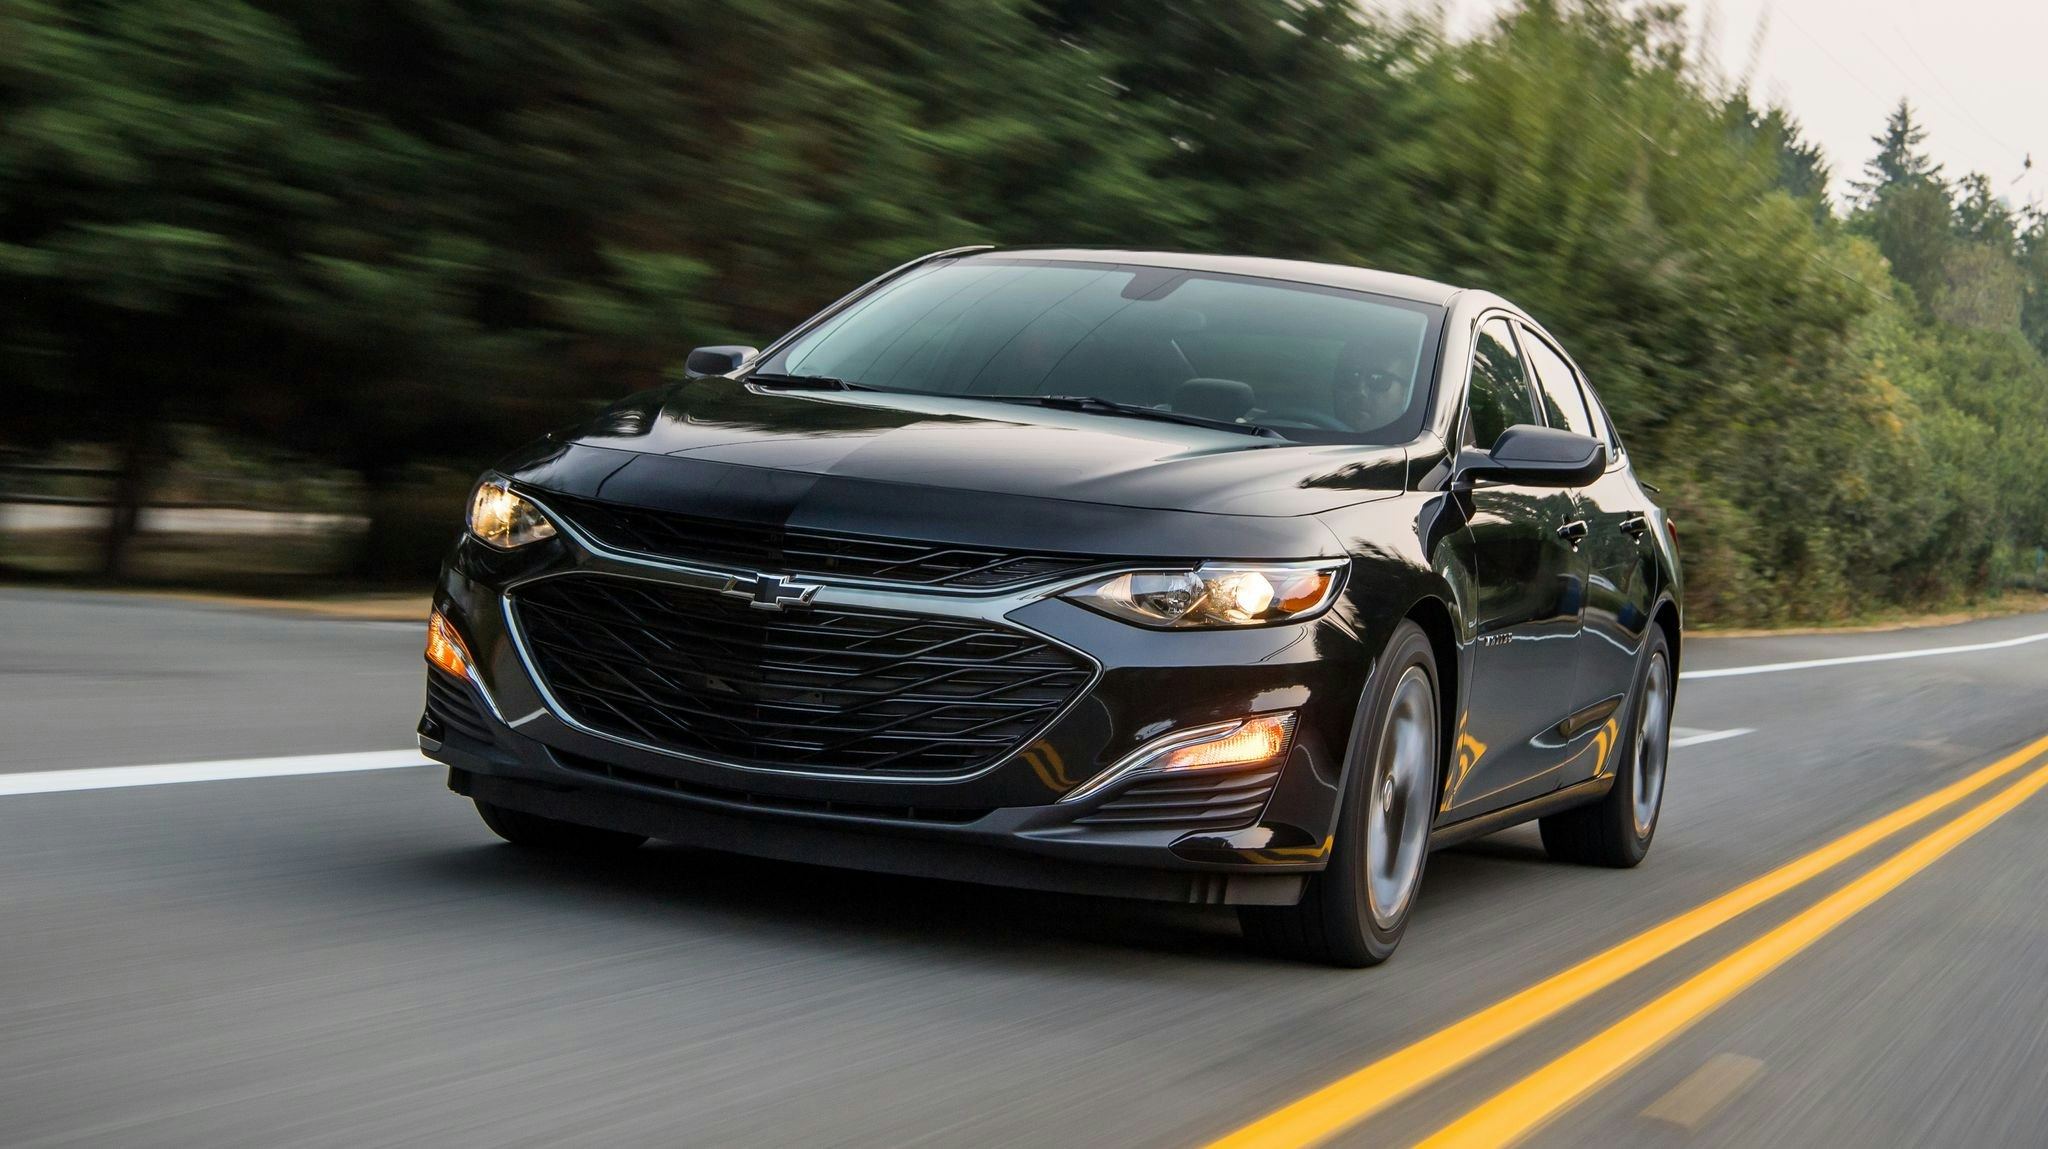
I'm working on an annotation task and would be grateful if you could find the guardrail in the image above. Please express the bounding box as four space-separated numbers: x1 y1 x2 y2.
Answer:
0 461 331 514
0 461 365 537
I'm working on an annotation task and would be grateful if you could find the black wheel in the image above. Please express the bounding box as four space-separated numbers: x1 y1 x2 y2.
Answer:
1540 626 1673 867
1240 620 1440 967
473 798 648 855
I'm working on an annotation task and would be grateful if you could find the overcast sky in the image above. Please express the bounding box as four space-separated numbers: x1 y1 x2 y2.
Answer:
1379 0 2045 211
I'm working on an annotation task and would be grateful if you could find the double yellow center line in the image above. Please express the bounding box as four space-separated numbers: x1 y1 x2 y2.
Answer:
1204 731 2048 1149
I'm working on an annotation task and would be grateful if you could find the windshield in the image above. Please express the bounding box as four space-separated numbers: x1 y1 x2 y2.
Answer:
755 258 1446 444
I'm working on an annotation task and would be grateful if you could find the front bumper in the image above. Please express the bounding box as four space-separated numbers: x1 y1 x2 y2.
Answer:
422 522 1375 905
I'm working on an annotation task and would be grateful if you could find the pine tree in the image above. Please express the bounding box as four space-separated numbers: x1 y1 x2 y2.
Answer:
1850 99 1954 316
1852 98 1943 202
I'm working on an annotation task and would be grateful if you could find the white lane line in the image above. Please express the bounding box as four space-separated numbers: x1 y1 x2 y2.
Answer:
1671 727 1755 749
0 750 432 797
1682 630 2048 680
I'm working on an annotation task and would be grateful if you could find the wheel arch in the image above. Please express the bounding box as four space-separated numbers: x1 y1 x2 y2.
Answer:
1652 596 1682 677
1403 594 1461 802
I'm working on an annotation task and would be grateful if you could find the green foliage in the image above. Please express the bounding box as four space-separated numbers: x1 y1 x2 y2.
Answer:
1853 98 1943 195
1 0 2044 618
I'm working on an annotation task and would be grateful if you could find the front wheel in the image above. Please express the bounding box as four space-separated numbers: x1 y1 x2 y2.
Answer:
1540 626 1673 867
1240 621 1440 966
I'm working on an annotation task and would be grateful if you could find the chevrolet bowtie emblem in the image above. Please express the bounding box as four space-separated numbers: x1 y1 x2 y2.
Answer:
723 573 821 612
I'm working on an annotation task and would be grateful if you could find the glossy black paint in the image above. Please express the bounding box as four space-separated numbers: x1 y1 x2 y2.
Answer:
421 248 1682 905
682 344 757 377
1459 424 1607 487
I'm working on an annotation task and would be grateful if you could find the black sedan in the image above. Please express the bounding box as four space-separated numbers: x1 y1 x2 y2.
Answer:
419 247 1681 966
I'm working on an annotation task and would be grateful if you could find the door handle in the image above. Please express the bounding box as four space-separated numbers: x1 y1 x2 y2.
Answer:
1556 519 1589 546
1619 514 1650 538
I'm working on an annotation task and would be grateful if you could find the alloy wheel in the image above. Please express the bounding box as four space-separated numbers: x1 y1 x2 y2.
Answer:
1631 651 1672 837
1365 666 1437 930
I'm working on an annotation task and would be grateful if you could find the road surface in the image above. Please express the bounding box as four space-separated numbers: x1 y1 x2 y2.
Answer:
4 587 2047 1148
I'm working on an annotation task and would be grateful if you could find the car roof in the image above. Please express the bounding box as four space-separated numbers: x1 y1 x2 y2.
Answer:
958 247 1463 307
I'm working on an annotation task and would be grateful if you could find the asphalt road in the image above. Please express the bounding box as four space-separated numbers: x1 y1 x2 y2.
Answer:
4 587 2048 1148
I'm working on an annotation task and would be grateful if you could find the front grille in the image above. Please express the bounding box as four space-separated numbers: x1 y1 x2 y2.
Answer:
513 574 1094 778
540 492 1099 590
424 671 494 744
1074 766 1282 833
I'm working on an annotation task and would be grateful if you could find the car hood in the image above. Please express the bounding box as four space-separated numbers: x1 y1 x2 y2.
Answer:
537 380 1406 515
498 381 1408 561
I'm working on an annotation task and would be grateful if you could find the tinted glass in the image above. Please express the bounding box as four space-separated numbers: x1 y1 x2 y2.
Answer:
1519 325 1595 437
1463 318 1536 450
1581 381 1620 451
759 259 1444 444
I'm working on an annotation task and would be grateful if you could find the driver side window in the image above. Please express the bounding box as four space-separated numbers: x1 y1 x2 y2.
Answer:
1463 318 1537 450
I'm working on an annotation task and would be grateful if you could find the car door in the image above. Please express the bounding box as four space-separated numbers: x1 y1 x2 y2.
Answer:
1519 323 1654 781
1445 317 1589 814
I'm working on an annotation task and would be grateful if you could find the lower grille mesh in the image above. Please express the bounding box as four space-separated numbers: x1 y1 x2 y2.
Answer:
425 671 494 744
1075 766 1282 832
513 575 1093 778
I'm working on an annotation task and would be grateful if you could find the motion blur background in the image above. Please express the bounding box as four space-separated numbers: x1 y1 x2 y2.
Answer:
3 0 2045 625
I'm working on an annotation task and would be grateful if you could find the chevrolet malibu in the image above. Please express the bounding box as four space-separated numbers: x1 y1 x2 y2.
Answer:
419 247 1681 966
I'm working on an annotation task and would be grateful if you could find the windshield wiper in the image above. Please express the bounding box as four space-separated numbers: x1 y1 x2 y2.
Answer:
977 394 1283 439
744 372 884 392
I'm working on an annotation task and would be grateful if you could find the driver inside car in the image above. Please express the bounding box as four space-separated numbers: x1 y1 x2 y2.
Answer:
1332 341 1415 432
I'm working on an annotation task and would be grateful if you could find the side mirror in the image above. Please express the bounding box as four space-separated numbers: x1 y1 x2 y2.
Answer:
684 345 759 378
1457 424 1606 488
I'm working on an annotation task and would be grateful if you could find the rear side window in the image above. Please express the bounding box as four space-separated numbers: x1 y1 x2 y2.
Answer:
1580 378 1623 455
1463 318 1536 450
1518 325 1596 437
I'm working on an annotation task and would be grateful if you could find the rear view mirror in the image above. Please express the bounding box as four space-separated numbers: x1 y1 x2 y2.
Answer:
1458 424 1605 487
684 345 759 378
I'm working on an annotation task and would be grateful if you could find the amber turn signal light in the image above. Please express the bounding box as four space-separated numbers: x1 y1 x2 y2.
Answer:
425 609 475 679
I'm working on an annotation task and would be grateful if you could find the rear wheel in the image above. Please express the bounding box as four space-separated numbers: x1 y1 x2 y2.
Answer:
473 798 648 855
1539 626 1673 867
1240 621 1440 967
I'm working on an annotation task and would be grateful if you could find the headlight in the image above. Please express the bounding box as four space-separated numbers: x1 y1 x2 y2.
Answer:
468 477 557 549
1064 561 1345 628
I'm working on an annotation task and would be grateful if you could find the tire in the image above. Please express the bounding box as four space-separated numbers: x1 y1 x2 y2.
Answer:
1240 620 1441 967
1540 626 1674 867
473 798 648 855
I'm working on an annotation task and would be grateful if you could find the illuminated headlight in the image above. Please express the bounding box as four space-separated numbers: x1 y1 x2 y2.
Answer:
1063 561 1345 628
468 477 557 549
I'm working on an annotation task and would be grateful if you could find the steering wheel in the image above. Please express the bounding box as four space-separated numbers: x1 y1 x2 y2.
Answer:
1260 407 1352 431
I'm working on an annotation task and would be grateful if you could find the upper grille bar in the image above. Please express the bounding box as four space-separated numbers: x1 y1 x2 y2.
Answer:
538 492 1104 591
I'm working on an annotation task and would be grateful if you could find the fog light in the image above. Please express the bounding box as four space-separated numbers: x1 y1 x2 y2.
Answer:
1059 712 1297 804
1159 714 1292 770
425 609 475 680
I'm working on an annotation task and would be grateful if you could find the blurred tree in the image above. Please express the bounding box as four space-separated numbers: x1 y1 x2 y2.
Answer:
1852 98 1943 192
2020 210 2048 358
1850 100 1953 315
1953 172 2018 247
2 0 2044 618
1035 0 1424 258
1725 95 1831 221
1936 243 2025 332
0 0 353 574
